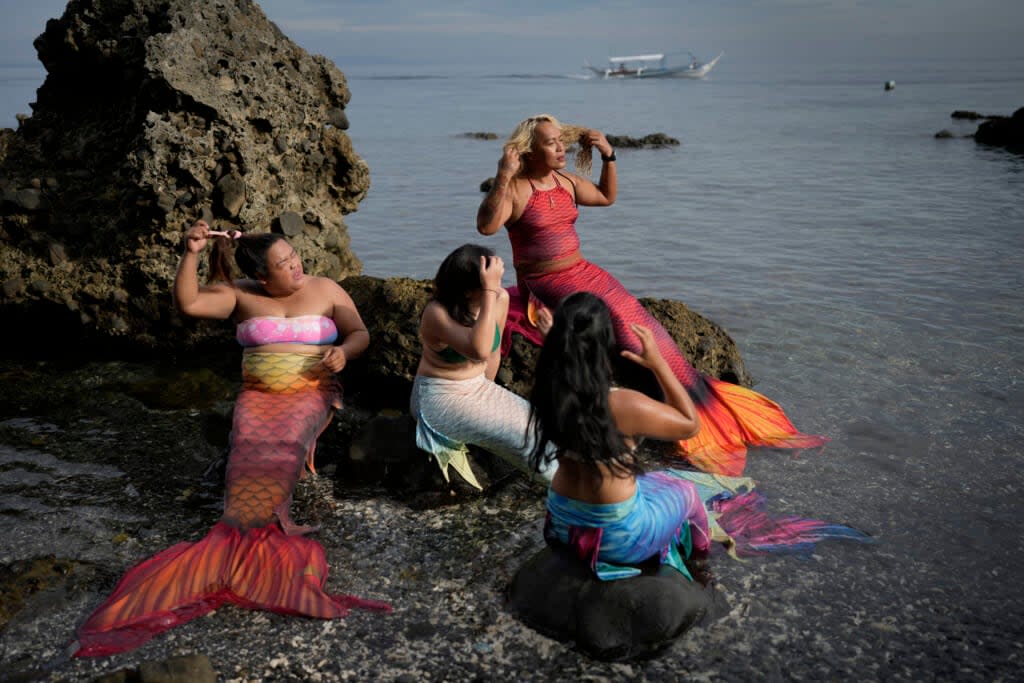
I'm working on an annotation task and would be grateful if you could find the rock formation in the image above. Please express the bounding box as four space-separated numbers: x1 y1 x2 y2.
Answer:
341 275 752 413
974 106 1024 152
0 0 367 350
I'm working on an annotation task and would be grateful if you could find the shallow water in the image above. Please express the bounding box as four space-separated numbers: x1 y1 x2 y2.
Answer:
1 55 1023 679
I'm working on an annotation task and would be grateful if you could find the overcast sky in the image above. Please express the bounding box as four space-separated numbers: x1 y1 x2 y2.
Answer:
1 0 1023 70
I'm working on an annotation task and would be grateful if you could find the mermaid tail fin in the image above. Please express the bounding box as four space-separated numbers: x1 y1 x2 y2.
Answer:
661 470 872 557
75 521 390 657
680 377 829 476
711 491 873 554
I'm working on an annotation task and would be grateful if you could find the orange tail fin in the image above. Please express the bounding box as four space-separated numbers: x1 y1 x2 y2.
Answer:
680 377 829 476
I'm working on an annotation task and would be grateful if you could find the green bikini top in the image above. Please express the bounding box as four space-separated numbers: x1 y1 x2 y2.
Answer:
437 324 501 364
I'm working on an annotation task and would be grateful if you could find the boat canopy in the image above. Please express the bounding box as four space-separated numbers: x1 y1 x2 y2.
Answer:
607 53 664 63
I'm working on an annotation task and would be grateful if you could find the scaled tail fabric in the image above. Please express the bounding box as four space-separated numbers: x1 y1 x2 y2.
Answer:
75 353 390 658
504 261 829 476
547 469 872 581
662 470 873 557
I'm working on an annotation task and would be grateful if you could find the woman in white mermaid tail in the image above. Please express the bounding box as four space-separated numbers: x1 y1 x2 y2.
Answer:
410 243 555 489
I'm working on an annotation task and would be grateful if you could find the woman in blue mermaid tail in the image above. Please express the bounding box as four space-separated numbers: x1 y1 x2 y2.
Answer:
410 244 556 489
527 292 711 580
528 292 870 581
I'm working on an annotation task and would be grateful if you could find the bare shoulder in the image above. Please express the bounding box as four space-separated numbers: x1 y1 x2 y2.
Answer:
608 387 648 415
557 170 582 187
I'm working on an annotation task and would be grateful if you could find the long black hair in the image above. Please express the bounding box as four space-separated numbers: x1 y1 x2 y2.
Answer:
528 292 641 479
433 244 495 326
208 232 286 283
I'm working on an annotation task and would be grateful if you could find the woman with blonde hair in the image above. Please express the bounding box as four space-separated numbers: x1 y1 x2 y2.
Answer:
478 114 826 477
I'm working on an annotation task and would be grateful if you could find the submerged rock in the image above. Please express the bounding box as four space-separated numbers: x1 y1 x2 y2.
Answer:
606 133 680 148
0 0 367 351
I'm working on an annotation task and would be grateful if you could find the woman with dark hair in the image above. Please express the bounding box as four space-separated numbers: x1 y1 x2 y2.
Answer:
529 292 711 579
411 243 555 490
74 220 389 657
530 292 870 580
479 114 826 477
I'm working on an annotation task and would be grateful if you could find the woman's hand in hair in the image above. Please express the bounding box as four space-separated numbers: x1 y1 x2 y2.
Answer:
479 254 505 292
620 323 668 371
184 220 211 254
497 143 522 180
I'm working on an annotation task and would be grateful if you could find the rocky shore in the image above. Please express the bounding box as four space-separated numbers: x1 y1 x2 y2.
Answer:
5 2 1021 682
0 1 761 680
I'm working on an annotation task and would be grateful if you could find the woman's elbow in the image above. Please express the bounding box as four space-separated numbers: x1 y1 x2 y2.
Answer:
681 415 701 440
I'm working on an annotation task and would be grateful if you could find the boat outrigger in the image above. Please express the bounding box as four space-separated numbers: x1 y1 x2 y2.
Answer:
584 52 722 79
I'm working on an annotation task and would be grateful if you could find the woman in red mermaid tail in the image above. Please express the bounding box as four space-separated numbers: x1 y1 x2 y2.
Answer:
74 221 390 657
477 114 827 477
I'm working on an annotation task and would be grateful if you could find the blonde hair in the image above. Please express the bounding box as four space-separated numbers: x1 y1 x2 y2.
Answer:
507 114 594 176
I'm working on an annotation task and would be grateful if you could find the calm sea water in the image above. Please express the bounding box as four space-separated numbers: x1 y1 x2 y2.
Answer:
3 55 1023 666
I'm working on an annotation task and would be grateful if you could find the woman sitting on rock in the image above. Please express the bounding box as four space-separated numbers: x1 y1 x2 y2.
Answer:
528 292 712 580
529 292 871 580
411 243 555 490
75 221 390 657
478 113 826 477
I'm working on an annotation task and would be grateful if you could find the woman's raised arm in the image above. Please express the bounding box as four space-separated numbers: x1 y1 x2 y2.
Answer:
173 221 238 319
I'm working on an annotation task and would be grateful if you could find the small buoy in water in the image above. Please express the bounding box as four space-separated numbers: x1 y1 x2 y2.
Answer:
884 80 896 91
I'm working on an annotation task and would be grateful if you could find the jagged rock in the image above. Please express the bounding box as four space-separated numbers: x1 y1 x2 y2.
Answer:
458 132 499 140
974 107 1024 151
507 545 723 661
0 0 367 351
934 130 955 139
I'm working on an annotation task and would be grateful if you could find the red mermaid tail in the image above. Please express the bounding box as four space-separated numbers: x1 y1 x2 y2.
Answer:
510 261 828 476
75 353 390 657
75 521 390 657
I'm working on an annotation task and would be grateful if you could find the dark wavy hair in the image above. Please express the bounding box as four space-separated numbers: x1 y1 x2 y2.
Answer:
208 232 286 283
433 244 495 326
528 292 642 480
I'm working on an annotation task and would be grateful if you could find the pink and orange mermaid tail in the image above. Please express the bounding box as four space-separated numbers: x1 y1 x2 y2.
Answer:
510 260 828 476
75 353 390 658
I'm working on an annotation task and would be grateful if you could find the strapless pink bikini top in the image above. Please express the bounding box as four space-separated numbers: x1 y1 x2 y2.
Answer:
236 315 338 347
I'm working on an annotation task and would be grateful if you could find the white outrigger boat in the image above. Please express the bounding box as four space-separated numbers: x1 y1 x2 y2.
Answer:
584 52 722 79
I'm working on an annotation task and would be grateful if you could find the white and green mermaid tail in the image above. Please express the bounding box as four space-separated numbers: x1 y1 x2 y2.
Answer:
410 374 556 489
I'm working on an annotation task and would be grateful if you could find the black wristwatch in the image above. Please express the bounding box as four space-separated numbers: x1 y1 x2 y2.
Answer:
601 150 617 162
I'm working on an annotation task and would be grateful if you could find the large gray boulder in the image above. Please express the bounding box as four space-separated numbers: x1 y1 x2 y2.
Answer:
0 0 366 350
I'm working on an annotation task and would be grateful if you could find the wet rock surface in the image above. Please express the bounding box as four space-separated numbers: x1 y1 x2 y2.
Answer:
0 0 367 352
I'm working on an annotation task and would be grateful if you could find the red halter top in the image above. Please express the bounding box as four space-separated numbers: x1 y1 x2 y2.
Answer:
507 174 580 266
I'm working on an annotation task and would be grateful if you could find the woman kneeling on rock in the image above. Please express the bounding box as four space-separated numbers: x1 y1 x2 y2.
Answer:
410 243 556 490
74 221 390 657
